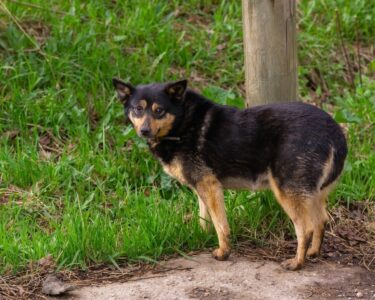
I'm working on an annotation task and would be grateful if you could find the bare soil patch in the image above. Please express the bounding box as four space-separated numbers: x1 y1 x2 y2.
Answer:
69 253 375 300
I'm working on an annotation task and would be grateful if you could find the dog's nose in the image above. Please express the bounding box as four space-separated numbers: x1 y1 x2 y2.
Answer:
140 128 151 137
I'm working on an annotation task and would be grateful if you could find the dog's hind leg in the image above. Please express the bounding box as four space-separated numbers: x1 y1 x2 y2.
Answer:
307 149 336 257
282 207 313 270
306 221 326 258
196 175 231 261
306 188 331 257
198 195 212 232
269 175 313 270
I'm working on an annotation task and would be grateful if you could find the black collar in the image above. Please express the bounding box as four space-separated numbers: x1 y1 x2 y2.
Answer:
160 136 180 141
147 136 181 148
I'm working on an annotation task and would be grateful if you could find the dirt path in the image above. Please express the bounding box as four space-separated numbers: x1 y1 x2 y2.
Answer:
69 253 375 300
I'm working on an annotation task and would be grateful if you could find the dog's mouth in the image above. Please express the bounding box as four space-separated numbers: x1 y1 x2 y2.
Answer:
137 131 158 143
141 128 160 142
138 130 155 140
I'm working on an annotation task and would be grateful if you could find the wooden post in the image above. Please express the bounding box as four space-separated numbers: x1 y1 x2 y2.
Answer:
242 0 297 107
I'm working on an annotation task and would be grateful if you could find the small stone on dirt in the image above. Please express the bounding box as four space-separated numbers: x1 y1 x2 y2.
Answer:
356 291 363 298
42 274 76 296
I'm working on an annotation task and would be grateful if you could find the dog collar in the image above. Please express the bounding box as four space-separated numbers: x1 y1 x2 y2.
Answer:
161 136 181 141
147 136 181 148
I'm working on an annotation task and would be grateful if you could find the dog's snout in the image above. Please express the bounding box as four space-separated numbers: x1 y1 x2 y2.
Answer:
140 127 151 137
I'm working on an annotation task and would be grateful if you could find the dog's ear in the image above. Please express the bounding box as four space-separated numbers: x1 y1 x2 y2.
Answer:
113 78 134 104
165 79 188 101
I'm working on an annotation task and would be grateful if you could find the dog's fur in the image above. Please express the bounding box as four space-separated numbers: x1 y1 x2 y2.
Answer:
113 78 348 270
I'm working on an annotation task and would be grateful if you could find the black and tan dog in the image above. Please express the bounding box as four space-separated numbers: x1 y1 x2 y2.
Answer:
113 78 347 270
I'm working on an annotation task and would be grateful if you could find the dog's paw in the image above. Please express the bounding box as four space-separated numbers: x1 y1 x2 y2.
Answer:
212 248 231 261
306 248 320 258
281 258 302 271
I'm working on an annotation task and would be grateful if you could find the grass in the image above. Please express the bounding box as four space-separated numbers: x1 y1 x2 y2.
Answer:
0 0 374 274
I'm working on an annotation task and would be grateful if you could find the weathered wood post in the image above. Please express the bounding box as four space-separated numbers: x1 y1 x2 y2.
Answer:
242 0 297 107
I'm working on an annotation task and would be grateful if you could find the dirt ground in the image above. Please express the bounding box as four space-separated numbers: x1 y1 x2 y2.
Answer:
66 253 375 300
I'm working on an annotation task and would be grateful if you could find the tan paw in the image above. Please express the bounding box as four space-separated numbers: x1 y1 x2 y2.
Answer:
281 258 302 271
212 248 231 261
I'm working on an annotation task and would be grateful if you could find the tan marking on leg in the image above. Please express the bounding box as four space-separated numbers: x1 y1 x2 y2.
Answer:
307 222 325 258
307 185 333 257
195 174 230 260
198 195 212 232
268 173 313 270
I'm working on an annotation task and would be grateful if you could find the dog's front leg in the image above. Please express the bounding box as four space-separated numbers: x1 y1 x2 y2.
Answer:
195 175 231 260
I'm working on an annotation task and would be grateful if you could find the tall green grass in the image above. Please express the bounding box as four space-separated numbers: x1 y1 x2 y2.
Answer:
0 0 374 273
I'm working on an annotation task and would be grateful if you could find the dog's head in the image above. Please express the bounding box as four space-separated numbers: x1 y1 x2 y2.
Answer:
113 78 187 141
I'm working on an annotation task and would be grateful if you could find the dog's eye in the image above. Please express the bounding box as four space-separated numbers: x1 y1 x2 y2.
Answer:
154 107 165 116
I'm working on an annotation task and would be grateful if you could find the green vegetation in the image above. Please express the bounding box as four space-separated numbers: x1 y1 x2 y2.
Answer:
0 0 374 273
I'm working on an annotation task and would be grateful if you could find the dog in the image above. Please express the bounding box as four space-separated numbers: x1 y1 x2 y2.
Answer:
113 78 347 270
